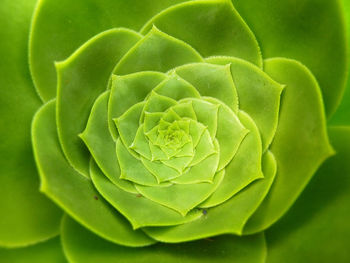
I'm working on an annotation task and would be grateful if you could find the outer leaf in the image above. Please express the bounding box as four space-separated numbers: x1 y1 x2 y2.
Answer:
141 0 262 67
62 215 267 263
144 151 276 242
244 58 334 234
32 101 154 247
30 0 191 101
206 56 283 152
56 28 141 176
90 160 202 229
0 237 66 263
330 0 350 125
0 0 62 247
266 127 350 262
80 91 137 194
233 0 347 116
114 26 203 75
200 111 263 208
175 63 239 112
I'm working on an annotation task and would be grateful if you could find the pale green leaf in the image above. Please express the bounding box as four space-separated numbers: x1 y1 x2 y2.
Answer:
32 101 154 247
56 28 141 176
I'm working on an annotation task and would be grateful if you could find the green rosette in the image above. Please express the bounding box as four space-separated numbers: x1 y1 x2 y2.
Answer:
0 0 349 262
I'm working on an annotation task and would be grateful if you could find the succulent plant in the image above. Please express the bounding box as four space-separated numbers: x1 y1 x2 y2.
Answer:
0 0 349 262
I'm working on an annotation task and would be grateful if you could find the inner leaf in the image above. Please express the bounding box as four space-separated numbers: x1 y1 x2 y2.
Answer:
143 91 177 115
189 129 216 167
162 109 181 123
171 101 197 120
136 169 225 216
108 71 166 140
141 158 181 183
149 143 169 161
182 98 220 139
130 124 152 160
153 73 201 100
143 112 164 133
114 101 145 158
116 138 160 186
172 140 220 185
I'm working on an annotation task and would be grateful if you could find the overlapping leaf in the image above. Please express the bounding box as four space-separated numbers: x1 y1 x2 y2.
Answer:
0 0 348 263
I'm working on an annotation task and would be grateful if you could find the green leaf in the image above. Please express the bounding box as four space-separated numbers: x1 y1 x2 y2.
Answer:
153 73 201 100
144 151 276 242
62 215 267 263
141 0 262 67
200 111 263 208
172 139 220 185
206 56 283 152
90 160 202 229
143 112 164 133
171 101 197 120
143 91 177 115
114 101 145 156
175 142 194 158
114 26 203 75
131 124 153 160
116 138 159 186
184 99 219 138
176 63 239 112
109 72 166 140
244 58 334 234
0 0 62 247
204 97 249 170
136 169 224 216
266 127 350 262
233 0 347 117
188 120 206 147
0 237 66 263
32 101 154 247
148 141 169 161
161 109 182 123
161 156 193 174
141 157 181 183
329 0 350 125
79 91 137 194
146 127 161 146
188 130 216 167
56 28 141 177
29 0 191 101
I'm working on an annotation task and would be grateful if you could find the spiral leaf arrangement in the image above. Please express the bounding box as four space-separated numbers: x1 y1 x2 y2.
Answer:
1 0 349 262
31 0 333 245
